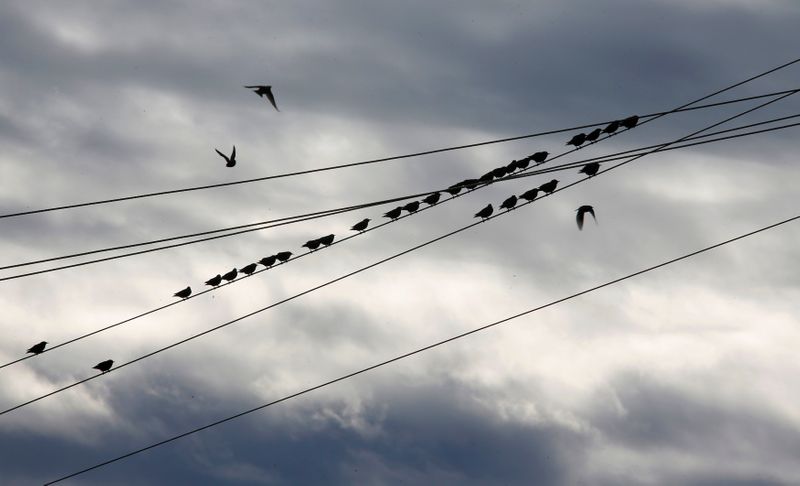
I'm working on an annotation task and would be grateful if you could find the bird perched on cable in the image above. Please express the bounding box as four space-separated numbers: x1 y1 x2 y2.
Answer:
566 133 587 148
222 268 238 281
244 85 279 111
519 188 539 202
478 172 495 184
259 255 277 267
302 238 322 251
240 263 258 275
445 183 463 196
351 218 370 232
462 179 480 190
384 206 403 220
585 128 602 142
215 146 236 167
576 205 597 230
93 359 114 374
403 201 421 213
579 162 600 177
505 161 518 173
500 195 518 211
27 341 47 355
602 120 620 134
492 166 508 179
539 179 559 194
422 192 441 205
530 151 549 163
474 204 493 220
318 234 335 246
514 158 530 170
275 251 292 262
205 274 223 287
174 286 192 299
621 115 639 129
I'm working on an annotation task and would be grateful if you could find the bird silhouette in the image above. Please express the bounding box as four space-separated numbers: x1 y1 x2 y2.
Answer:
539 179 559 194
27 341 47 355
174 286 192 299
602 120 620 134
259 255 277 267
505 161 518 173
579 162 600 177
519 188 539 201
492 166 508 179
275 251 293 262
422 192 441 205
240 263 258 275
585 128 602 142
514 158 531 170
215 146 236 167
302 239 322 251
384 206 403 220
479 172 495 184
500 195 518 210
463 179 480 190
621 115 639 129
244 85 279 111
93 359 114 373
445 184 463 196
576 205 597 230
403 201 421 213
530 151 549 163
222 268 238 281
567 133 587 148
205 274 223 287
318 234 335 246
474 204 493 220
351 218 370 232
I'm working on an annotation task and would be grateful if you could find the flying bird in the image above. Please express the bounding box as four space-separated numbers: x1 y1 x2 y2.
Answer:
585 128 602 142
422 192 441 205
174 286 192 299
519 188 539 201
500 195 518 210
579 162 600 177
205 274 223 287
27 341 47 355
240 263 258 275
474 204 493 220
275 251 292 262
384 206 403 220
602 120 620 134
215 146 236 167
259 255 277 267
621 115 639 129
351 218 370 232
566 133 587 148
93 359 114 373
244 85 279 111
576 205 597 230
318 234 335 246
302 239 322 251
222 268 238 281
539 179 559 194
403 201 421 213
530 151 549 163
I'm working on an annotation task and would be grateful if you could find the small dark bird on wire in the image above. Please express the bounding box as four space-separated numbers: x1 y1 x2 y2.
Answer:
351 218 370 232
576 205 597 230
519 188 539 201
602 120 620 134
27 341 47 355
222 268 238 281
505 161 518 173
463 179 480 190
174 286 192 299
422 192 441 205
240 263 258 275
492 166 508 179
514 158 530 170
479 172 495 184
302 239 322 251
403 201 421 213
621 115 639 129
500 195 518 210
530 151 549 163
93 359 114 373
539 179 559 194
585 128 602 142
205 274 223 287
215 146 236 167
579 162 600 177
474 204 493 220
445 184 463 196
318 234 335 246
244 85 279 111
384 206 403 220
259 255 277 268
275 251 292 262
567 133 587 148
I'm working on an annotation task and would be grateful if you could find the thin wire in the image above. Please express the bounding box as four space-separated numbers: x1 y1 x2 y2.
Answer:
2 86 797 221
44 213 800 485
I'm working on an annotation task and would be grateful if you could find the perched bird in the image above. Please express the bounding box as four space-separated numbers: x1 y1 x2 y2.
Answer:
479 172 495 184
27 341 47 355
500 195 518 210
519 188 539 201
302 238 322 251
205 274 223 287
445 183 463 196
462 179 480 190
566 133 587 148
275 251 293 262
222 268 238 281
514 158 531 170
351 218 371 232
505 161 518 173
384 206 403 220
602 120 620 134
93 359 114 373
621 115 639 129
579 162 600 177
539 179 559 194
474 204 493 220
492 166 508 179
240 263 258 275
318 234 335 246
215 146 236 167
403 201 420 213
530 151 549 163
174 286 192 299
585 128 603 142
422 192 441 205
259 255 277 268
244 85 279 111
576 205 597 230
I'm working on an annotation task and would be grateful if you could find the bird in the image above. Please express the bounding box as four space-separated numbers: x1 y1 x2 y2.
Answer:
275 251 293 262
463 179 480 190
384 206 403 220
500 195 518 210
445 183 463 196
240 263 258 275
478 172 495 184
26 341 47 355
580 162 600 177
205 274 223 287
505 161 518 173
474 204 493 220
215 146 236 167
519 188 539 201
403 201 420 213
566 133 587 148
302 238 322 251
585 128 603 142
351 218 371 232
621 115 639 129
492 166 508 179
422 192 441 205
576 205 597 230
514 158 531 170
539 179 559 194
93 359 114 373
174 286 192 299
530 151 549 163
259 255 277 268
602 120 620 134
222 268 238 281
244 85 279 111
318 234 335 246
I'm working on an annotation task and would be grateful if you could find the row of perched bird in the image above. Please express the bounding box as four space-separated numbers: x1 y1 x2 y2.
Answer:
566 115 639 148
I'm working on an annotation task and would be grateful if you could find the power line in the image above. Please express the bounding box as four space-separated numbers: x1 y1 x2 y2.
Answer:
44 212 800 485
1 86 797 222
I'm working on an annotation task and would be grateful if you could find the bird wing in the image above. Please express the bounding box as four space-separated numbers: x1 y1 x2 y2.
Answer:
215 148 228 161
231 146 236 159
576 210 585 230
588 206 597 224
265 90 280 111
244 85 263 89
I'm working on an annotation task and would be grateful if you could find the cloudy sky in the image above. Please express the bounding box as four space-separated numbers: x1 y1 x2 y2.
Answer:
1 0 799 484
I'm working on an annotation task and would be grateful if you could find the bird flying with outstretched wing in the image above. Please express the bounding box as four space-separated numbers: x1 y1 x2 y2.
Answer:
244 85 279 111
215 146 236 167
576 205 597 230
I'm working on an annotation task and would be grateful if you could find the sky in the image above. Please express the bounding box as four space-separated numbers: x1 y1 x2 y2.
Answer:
1 0 799 484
